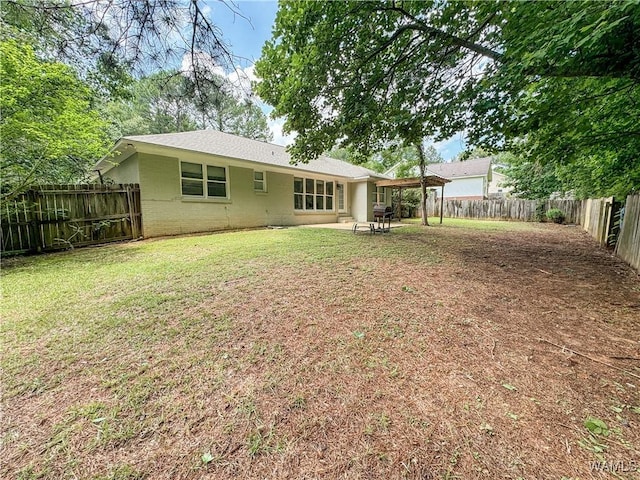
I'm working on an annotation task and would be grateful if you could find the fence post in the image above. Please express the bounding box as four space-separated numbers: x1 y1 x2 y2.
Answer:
26 188 43 253
126 184 139 239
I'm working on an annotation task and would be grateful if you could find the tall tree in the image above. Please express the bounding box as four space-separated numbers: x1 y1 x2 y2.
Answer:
1 40 111 200
454 147 492 162
256 1 640 198
501 156 564 200
219 100 272 142
105 71 272 141
325 144 430 174
502 152 640 200
1 0 239 98
393 145 443 178
190 77 272 141
104 72 199 137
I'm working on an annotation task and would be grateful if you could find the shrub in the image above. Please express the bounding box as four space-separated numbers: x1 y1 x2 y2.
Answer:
546 208 565 224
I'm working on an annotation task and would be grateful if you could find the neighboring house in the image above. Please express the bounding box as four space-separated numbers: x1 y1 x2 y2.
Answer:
488 166 513 198
426 157 492 200
385 157 493 200
95 130 392 238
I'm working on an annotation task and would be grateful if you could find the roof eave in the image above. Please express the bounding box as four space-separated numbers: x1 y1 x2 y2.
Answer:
96 138 386 182
95 139 137 173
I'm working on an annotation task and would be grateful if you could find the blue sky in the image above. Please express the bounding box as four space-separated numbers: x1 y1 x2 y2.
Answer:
208 1 279 64
209 0 465 160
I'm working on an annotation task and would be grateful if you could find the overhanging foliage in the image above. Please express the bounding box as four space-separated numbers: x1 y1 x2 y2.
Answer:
256 0 640 198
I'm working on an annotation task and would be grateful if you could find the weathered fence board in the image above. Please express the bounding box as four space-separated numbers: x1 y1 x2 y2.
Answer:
580 197 615 247
422 197 582 224
1 184 141 255
615 194 640 272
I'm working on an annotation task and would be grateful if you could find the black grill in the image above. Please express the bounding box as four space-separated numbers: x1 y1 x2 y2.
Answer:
373 205 393 219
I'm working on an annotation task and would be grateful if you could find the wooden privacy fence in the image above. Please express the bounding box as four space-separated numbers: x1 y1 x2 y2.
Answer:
615 194 640 271
423 197 582 224
580 197 616 247
1 184 141 255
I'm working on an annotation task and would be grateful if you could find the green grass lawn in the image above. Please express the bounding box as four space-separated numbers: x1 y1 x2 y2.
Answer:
2 221 639 480
2 227 439 338
3 227 438 367
3 226 448 479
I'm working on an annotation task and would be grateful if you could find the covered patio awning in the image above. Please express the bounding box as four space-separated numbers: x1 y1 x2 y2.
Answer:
375 175 451 223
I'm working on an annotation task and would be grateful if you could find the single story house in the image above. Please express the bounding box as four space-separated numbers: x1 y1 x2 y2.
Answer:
425 157 492 200
95 130 392 238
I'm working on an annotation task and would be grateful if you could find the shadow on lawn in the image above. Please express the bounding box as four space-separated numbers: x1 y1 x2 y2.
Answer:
0 241 146 273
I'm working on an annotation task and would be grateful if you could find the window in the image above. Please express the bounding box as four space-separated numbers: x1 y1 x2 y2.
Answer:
294 177 334 211
372 187 386 204
207 165 227 197
336 183 344 210
294 177 304 209
181 161 227 198
315 180 324 210
181 162 204 196
305 179 314 209
254 171 266 192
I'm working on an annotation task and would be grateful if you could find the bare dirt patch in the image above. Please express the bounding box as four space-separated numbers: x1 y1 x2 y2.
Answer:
2 223 639 479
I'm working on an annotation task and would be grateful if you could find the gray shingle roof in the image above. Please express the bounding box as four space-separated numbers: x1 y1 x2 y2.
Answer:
118 130 387 180
426 157 492 179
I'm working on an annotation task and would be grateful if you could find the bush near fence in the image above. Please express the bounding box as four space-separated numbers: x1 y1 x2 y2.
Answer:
1 184 141 255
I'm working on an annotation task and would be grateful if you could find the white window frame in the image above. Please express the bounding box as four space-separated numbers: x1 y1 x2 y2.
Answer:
254 171 266 193
372 187 386 204
294 176 334 212
180 161 229 199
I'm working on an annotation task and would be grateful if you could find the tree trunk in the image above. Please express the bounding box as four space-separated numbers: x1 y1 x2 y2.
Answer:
417 142 430 226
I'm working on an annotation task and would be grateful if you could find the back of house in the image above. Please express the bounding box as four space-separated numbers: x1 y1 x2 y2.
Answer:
96 130 392 237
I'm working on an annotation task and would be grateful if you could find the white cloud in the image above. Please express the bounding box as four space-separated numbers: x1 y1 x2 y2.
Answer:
200 3 212 16
180 51 226 78
223 63 297 146
181 53 259 101
432 133 467 161
268 116 296 147
226 64 258 100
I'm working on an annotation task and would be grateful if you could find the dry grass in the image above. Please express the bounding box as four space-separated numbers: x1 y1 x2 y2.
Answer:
2 222 639 479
